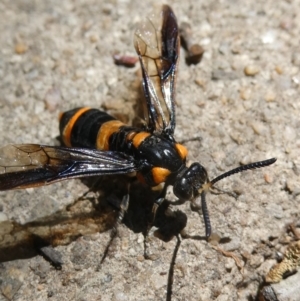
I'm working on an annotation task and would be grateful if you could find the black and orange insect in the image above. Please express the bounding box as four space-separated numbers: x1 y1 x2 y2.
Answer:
0 5 276 239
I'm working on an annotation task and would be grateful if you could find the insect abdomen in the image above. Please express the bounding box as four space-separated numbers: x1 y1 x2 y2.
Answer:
59 107 125 150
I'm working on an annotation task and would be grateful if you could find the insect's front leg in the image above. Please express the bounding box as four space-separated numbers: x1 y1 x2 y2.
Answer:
148 197 164 228
142 185 168 259
98 182 131 267
143 185 188 259
146 183 169 233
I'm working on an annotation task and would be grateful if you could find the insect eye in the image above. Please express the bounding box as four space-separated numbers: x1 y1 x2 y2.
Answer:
173 176 193 200
188 163 208 184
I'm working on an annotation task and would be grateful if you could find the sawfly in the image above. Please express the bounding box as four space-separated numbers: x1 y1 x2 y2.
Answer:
0 5 276 240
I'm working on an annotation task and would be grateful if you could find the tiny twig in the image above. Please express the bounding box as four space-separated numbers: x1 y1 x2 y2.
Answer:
287 223 300 240
180 22 204 65
212 245 244 274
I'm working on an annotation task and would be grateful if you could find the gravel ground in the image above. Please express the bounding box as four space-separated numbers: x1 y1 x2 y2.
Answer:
0 0 299 301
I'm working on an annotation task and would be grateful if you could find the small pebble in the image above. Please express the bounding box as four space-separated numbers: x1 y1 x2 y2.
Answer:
113 54 138 68
74 69 84 79
244 65 260 76
231 42 242 54
136 255 144 262
275 66 283 74
186 44 204 65
194 78 206 89
82 20 93 31
240 87 251 100
264 90 276 102
285 179 297 193
251 121 266 135
89 34 98 43
44 86 62 112
15 42 28 54
264 173 273 184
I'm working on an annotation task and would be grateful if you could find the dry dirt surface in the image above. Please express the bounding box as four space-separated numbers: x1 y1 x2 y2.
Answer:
0 1 299 301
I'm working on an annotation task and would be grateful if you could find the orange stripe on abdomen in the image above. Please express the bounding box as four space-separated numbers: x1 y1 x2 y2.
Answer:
96 120 125 150
61 107 91 147
132 132 151 148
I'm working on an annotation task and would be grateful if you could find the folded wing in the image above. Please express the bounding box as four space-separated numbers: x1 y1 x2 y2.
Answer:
134 5 179 136
0 144 137 190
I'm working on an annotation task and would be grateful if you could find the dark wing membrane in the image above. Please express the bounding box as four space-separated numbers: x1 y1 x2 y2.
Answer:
0 144 137 190
134 5 179 135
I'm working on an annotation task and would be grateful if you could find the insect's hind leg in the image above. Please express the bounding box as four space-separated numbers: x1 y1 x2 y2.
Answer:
98 192 130 267
114 193 130 230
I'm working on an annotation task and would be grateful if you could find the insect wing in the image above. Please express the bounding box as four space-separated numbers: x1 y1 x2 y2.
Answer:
134 5 179 135
0 144 137 190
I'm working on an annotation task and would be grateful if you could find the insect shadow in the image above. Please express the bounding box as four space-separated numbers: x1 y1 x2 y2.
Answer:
80 175 189 260
0 174 188 267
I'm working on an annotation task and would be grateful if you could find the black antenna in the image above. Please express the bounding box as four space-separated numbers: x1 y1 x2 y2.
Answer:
201 192 211 238
202 158 276 238
210 158 276 186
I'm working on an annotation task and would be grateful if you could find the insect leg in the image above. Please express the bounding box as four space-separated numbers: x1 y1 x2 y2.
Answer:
115 193 130 229
143 197 165 260
99 187 130 267
177 135 202 145
143 185 168 259
149 197 165 229
146 182 170 234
